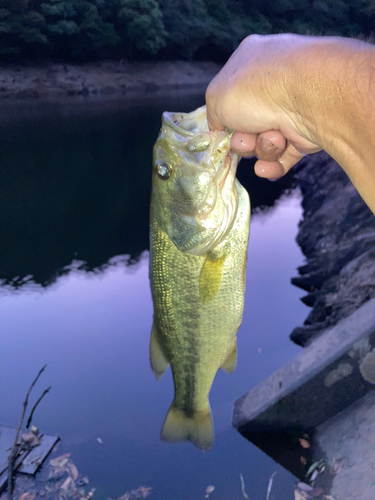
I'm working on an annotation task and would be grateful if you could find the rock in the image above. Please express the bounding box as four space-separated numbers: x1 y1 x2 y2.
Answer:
291 152 375 346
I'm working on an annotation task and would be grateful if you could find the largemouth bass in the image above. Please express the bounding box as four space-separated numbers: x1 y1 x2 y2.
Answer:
149 105 250 450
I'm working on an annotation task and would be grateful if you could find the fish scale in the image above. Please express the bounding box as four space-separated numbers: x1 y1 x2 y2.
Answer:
149 105 250 450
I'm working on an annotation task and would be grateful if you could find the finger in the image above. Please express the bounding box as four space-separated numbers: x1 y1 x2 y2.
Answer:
254 130 287 162
230 132 257 155
254 159 285 179
254 142 305 179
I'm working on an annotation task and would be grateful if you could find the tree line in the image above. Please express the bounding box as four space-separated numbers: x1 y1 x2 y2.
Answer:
1 0 375 62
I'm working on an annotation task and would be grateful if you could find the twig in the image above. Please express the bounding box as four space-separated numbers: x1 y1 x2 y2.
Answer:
26 386 51 429
266 471 276 500
240 473 249 500
7 364 47 500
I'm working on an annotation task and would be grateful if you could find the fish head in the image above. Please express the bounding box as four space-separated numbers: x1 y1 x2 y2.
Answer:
151 105 240 255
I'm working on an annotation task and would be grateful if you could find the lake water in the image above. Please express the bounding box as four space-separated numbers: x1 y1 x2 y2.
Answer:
0 94 308 500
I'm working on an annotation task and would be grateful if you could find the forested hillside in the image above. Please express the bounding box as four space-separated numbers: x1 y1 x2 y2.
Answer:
1 0 375 62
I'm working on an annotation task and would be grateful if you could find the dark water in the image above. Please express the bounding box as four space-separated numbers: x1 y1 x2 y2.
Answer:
0 95 308 500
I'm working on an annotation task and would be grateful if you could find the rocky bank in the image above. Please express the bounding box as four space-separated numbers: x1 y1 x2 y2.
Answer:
0 60 220 100
290 152 375 346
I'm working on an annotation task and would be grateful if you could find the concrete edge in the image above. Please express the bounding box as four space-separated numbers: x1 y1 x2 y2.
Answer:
233 296 375 430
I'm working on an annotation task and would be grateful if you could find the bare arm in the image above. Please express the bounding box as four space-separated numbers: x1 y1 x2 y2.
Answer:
206 34 375 214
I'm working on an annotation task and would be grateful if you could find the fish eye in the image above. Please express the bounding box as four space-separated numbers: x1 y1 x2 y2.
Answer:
156 162 172 180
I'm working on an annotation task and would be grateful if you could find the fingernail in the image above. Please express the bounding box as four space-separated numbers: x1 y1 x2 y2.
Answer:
260 138 276 153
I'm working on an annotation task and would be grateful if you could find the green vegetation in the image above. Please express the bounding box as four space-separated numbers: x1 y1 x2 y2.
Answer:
0 0 374 62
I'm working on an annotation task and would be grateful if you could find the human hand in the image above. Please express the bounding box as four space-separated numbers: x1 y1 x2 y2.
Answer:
205 34 325 179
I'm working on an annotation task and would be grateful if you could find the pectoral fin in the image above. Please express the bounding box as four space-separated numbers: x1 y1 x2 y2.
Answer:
150 323 169 379
221 339 237 374
199 253 225 304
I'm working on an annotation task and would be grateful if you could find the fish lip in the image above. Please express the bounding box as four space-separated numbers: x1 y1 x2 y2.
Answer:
163 112 196 137
162 106 209 138
213 151 238 192
214 154 231 189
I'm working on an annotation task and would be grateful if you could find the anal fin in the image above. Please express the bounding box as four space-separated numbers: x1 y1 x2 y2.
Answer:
150 323 169 379
221 339 237 373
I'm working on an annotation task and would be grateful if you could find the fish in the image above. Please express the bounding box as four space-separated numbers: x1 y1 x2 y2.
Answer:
149 105 250 450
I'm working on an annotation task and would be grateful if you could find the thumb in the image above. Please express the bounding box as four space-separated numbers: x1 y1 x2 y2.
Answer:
206 107 225 132
205 83 225 131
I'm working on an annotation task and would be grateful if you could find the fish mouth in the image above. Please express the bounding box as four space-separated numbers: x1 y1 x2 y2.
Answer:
158 105 240 255
163 106 208 136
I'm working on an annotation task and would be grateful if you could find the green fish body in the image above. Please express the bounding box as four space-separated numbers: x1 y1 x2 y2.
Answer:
149 106 250 450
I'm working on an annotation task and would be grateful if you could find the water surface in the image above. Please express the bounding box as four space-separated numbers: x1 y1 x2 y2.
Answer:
0 95 308 500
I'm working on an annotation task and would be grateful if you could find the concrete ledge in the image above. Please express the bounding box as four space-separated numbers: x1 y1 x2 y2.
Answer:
233 297 375 479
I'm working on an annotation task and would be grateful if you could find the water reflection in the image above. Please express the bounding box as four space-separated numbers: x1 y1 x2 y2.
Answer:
0 190 307 500
0 97 307 500
0 97 296 290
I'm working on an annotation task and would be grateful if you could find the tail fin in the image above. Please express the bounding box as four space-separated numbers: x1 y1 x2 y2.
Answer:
160 403 214 451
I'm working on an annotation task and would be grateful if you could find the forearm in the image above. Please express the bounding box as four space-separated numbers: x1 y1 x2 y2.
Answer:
286 37 375 213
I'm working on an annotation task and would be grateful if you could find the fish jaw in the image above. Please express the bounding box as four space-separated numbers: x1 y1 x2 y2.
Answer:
191 151 239 255
152 105 240 256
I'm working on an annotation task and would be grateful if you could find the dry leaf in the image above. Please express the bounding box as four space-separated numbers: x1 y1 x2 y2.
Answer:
86 488 96 499
137 487 151 498
19 493 36 500
310 488 324 498
310 469 319 482
299 438 311 449
205 485 215 497
67 462 79 481
297 483 313 493
331 457 344 476
50 454 71 467
294 489 308 500
306 460 325 478
61 477 72 491
266 472 276 500
21 432 37 444
117 494 130 500
52 466 66 474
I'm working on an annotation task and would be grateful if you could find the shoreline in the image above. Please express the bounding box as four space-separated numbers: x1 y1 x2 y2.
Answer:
290 152 375 346
0 60 220 101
